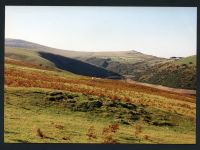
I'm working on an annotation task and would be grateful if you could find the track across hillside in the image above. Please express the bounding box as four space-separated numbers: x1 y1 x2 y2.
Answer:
124 78 196 96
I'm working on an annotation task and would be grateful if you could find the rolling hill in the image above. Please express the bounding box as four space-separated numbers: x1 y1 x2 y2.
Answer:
135 55 196 89
5 44 122 79
4 57 196 143
5 38 165 65
5 38 196 89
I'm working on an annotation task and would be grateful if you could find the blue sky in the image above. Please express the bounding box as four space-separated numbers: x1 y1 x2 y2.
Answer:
5 6 197 58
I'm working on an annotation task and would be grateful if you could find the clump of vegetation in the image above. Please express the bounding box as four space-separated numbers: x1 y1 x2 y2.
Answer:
86 126 97 142
54 124 64 130
37 128 48 139
101 123 120 144
62 136 71 141
143 135 150 140
134 119 143 138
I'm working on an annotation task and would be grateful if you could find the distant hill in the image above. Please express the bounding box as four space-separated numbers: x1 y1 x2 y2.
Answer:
5 38 196 89
5 47 56 68
39 52 122 79
5 38 166 77
5 40 122 79
135 56 196 89
173 55 196 66
5 38 165 61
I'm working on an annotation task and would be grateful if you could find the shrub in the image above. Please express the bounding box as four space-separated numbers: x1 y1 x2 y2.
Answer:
37 128 48 139
134 118 144 138
134 124 142 138
62 136 71 141
55 124 65 130
143 135 149 140
86 126 97 141
101 123 120 144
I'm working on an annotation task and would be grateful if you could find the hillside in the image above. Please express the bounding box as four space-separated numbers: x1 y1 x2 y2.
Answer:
5 39 196 89
5 47 56 68
5 39 166 67
5 47 122 79
174 55 196 66
4 58 196 143
135 56 196 89
5 39 165 60
4 39 165 76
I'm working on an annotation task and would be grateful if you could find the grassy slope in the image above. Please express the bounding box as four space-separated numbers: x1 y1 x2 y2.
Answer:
5 47 122 79
5 39 196 89
5 87 195 144
5 47 55 67
136 56 196 89
5 46 164 68
174 55 196 66
5 39 164 62
4 60 196 143
5 39 166 76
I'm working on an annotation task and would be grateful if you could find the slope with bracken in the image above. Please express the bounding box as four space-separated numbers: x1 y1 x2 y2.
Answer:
5 38 196 89
134 55 196 89
4 57 196 143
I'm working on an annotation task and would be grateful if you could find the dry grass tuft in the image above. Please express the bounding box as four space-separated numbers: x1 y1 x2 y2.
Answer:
86 126 97 141
37 128 48 139
55 124 64 130
62 136 71 141
101 123 120 144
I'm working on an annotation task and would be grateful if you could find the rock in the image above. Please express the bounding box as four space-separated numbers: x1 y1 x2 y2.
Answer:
88 100 102 108
152 121 175 126
119 103 137 110
48 92 63 96
105 101 116 107
46 95 64 101
116 119 130 125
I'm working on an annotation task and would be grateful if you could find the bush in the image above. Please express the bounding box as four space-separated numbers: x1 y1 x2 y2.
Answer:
101 123 120 144
86 126 97 141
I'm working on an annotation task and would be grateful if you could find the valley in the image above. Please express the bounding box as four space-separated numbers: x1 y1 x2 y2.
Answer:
4 56 196 143
4 39 196 143
5 39 196 89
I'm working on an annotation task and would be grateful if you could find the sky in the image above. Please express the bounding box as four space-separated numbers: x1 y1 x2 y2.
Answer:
5 6 197 58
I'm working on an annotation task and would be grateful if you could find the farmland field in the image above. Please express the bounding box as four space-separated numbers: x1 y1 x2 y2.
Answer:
4 58 196 143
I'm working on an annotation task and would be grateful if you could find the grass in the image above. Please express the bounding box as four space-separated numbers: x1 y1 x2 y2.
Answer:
4 59 196 143
5 47 55 67
174 55 196 66
5 61 196 117
4 87 195 144
137 56 196 89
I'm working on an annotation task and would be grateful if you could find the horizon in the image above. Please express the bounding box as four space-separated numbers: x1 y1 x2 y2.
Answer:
5 38 196 59
5 6 197 58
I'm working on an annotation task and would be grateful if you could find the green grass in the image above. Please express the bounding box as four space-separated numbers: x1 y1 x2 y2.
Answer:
136 56 196 89
174 55 196 66
4 87 196 144
5 62 75 77
5 47 55 67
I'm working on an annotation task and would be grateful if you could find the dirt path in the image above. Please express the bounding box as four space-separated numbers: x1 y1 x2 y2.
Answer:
124 78 196 96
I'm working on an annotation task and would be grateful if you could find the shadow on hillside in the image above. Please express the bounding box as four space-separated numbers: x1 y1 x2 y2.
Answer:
39 52 122 79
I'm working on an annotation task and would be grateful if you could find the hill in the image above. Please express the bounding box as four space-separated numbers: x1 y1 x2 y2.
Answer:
135 56 196 89
4 38 166 78
5 39 166 65
4 58 196 143
174 55 196 66
5 39 196 89
5 47 122 79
